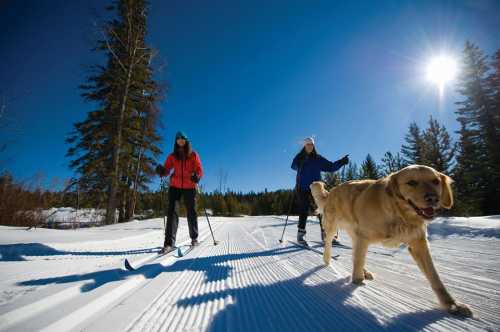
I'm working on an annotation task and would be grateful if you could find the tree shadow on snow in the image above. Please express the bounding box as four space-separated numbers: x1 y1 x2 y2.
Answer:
427 222 500 239
177 265 461 332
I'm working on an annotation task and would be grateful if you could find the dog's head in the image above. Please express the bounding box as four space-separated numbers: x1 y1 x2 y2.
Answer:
386 165 454 220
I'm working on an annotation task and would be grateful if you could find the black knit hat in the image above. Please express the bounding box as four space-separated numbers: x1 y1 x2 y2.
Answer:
175 131 188 141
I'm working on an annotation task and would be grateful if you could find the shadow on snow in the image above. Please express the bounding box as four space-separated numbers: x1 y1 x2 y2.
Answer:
0 243 161 262
15 243 470 331
15 246 302 292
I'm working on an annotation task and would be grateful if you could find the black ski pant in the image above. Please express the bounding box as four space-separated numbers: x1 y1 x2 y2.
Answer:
296 187 323 233
164 187 198 247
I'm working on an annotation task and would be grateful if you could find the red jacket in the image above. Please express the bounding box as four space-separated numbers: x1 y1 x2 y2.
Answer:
164 151 203 189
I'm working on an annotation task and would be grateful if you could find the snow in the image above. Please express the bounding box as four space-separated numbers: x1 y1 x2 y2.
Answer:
25 207 107 228
43 207 105 225
0 215 499 331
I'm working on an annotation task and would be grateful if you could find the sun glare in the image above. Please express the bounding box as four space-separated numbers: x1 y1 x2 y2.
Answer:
426 55 458 91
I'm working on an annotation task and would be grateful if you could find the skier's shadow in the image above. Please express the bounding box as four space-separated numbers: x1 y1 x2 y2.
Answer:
0 243 162 262
15 246 303 293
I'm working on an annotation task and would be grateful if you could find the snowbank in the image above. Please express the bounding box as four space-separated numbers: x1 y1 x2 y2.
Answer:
428 215 500 239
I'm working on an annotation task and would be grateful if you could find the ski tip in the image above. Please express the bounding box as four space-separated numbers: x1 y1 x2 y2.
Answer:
124 259 135 271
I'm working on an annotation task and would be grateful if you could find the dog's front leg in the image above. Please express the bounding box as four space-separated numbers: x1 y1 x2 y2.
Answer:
352 237 369 284
408 239 472 317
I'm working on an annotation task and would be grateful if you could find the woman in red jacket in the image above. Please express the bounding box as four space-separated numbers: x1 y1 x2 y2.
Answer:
156 131 203 252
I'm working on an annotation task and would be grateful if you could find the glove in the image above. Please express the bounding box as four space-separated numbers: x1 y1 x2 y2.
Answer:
340 154 349 166
155 164 167 177
191 172 200 184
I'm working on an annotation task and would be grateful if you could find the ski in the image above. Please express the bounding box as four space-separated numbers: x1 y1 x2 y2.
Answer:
124 247 177 271
288 240 340 260
124 242 201 271
175 241 202 258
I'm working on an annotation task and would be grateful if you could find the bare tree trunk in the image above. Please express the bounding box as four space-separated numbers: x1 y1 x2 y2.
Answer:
104 6 147 224
130 147 143 219
105 65 133 224
119 186 126 222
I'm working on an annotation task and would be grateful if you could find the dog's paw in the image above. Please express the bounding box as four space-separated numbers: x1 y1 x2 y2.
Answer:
364 269 375 280
351 277 365 285
447 302 473 317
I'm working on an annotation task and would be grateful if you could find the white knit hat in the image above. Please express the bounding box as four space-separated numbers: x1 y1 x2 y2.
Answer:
303 137 315 145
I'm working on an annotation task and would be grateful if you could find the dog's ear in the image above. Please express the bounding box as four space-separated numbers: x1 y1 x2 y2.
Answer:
385 172 400 197
439 173 454 209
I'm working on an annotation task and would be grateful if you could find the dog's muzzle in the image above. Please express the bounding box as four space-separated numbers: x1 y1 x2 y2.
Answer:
408 199 437 220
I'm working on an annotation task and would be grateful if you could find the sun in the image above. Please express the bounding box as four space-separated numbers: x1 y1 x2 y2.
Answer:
426 55 458 89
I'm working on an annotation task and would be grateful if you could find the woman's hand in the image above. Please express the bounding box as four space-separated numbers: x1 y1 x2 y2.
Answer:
340 154 349 166
155 164 167 177
191 172 200 183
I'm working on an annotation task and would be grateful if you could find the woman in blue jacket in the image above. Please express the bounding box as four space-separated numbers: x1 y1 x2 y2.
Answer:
291 137 349 245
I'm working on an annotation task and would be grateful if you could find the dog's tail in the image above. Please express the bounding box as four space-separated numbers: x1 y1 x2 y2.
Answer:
310 181 329 215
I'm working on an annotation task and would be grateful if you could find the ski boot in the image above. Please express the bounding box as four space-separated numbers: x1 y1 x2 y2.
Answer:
191 239 200 247
160 244 175 254
297 228 308 246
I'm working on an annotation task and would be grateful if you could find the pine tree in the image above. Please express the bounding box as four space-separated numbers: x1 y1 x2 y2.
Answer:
489 49 500 132
344 162 359 181
453 124 484 215
360 154 380 179
211 192 228 216
67 0 163 224
401 122 425 165
485 49 500 213
422 116 456 174
455 41 496 214
225 192 241 217
380 151 406 176
322 172 340 190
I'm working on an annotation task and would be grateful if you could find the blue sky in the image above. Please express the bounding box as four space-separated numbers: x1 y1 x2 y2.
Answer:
0 0 499 192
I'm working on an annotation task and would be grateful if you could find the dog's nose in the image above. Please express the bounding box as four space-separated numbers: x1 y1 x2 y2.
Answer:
424 193 438 205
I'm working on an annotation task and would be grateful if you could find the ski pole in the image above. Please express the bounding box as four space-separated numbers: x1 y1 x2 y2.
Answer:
280 162 303 243
197 185 219 246
160 176 169 231
204 207 219 246
278 189 296 243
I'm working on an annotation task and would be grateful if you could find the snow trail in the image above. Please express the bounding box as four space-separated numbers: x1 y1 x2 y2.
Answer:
0 216 498 331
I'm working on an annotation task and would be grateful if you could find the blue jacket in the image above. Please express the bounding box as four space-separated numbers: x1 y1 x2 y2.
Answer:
291 153 343 190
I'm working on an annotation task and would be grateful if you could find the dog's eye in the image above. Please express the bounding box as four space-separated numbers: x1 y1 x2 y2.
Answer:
432 179 440 185
407 180 418 187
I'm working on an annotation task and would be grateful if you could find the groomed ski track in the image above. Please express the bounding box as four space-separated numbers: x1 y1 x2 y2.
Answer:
0 216 498 331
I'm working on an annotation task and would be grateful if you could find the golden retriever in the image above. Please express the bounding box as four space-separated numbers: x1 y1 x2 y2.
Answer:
310 165 472 317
